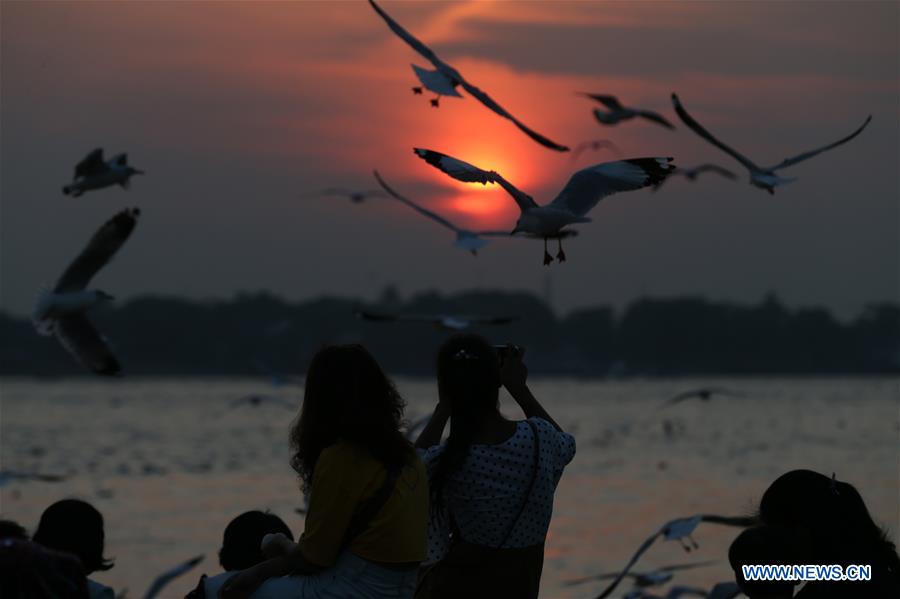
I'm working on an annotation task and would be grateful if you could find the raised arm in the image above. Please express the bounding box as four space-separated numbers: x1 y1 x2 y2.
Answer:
499 346 563 432
414 401 450 450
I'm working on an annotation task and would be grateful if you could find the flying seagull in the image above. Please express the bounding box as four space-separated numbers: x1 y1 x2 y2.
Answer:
565 561 716 588
413 148 675 264
595 514 757 599
661 387 745 409
305 188 386 203
63 148 144 197
571 139 623 163
373 170 513 255
355 309 517 331
368 0 568 152
652 164 737 191
672 94 872 194
32 208 140 375
581 94 676 130
143 555 204 599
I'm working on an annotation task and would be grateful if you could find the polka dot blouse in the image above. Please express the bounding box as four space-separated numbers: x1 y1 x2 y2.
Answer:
417 417 576 564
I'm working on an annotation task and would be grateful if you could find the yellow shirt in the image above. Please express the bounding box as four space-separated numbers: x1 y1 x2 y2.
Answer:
298 441 428 567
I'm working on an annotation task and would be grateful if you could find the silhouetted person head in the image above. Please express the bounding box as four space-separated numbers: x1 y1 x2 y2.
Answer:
0 539 89 599
728 526 802 598
429 334 502 511
32 499 113 574
290 344 411 492
219 511 294 571
759 469 900 594
0 520 28 541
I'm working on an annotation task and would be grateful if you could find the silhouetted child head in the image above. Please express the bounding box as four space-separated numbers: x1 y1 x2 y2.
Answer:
0 520 28 541
218 511 293 571
32 499 113 574
729 526 802 598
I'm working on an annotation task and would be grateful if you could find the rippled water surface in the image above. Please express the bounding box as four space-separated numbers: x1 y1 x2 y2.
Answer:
1 377 898 598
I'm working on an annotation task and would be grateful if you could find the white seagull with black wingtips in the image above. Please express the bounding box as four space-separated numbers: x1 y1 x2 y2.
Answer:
32 208 140 375
368 0 568 152
672 93 871 194
63 148 144 197
413 148 675 264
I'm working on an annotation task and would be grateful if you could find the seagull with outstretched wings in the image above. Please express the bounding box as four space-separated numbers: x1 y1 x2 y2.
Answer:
32 208 140 375
565 560 716 589
594 514 757 599
661 387 745 409
413 147 675 264
355 309 517 331
581 94 676 130
571 139 623 163
672 93 871 194
373 170 514 255
368 0 568 152
143 555 204 599
63 148 144 197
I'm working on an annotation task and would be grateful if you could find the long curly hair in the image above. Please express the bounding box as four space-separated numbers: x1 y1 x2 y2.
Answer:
428 334 501 513
289 345 412 493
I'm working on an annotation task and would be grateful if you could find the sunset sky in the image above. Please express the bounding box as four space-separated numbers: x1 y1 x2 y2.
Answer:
1 0 897 318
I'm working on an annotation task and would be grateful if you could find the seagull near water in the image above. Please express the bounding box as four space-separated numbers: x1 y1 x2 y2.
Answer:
565 560 716 589
368 0 568 152
305 187 386 203
355 309 517 331
595 514 757 599
373 170 514 255
580 94 676 130
672 94 872 194
660 387 745 409
142 554 204 599
32 208 140 375
413 148 675 264
652 164 738 191
62 148 144 197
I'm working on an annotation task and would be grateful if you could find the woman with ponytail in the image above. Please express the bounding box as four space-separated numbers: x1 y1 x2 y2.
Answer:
413 334 576 599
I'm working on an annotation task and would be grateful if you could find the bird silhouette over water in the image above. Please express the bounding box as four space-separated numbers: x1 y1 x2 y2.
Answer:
32 208 140 375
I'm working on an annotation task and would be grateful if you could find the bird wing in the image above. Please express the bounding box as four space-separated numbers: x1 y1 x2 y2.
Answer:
595 526 665 598
368 0 568 152
412 148 538 212
580 93 624 110
699 514 758 527
54 314 120 375
694 164 738 179
765 115 872 171
671 94 762 173
661 389 702 408
413 148 497 185
54 208 140 292
636 109 676 130
143 555 204 599
455 78 570 152
74 148 107 179
549 158 675 217
373 170 464 233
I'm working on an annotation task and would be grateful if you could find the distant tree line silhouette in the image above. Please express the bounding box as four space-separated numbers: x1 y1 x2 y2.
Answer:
1 290 897 377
